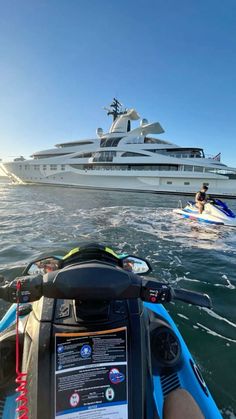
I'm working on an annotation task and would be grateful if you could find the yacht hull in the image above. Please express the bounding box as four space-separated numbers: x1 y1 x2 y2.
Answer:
2 162 236 198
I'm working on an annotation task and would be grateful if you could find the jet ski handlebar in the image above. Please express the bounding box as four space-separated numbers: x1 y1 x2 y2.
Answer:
172 288 211 308
0 261 212 309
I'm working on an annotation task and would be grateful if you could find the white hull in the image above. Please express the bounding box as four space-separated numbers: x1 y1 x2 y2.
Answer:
2 162 236 198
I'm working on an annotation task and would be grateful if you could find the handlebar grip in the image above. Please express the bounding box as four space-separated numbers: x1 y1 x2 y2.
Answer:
0 275 43 303
0 285 8 300
173 288 212 309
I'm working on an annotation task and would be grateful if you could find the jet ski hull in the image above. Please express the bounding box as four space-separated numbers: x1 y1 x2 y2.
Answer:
173 208 224 225
173 201 236 227
0 301 222 418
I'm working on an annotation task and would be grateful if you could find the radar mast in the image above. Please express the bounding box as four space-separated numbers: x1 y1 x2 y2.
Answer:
106 98 125 121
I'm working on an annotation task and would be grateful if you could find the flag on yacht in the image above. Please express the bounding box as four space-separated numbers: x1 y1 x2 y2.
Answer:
212 152 221 161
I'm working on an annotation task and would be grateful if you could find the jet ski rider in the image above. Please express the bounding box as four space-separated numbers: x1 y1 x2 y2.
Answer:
195 185 208 214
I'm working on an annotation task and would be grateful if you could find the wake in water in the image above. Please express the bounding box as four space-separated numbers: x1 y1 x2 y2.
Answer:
71 205 236 252
0 184 236 415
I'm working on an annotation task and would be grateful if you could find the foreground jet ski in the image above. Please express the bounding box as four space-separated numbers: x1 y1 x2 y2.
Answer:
0 244 222 418
173 198 236 226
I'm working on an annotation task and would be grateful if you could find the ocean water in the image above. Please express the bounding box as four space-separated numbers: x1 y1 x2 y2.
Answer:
0 177 235 417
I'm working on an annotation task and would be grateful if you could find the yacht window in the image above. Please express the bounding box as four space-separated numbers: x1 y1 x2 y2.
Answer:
159 148 205 158
43 165 47 170
122 152 147 157
144 137 171 145
144 149 180 156
93 151 116 162
72 152 93 158
100 137 123 147
50 164 57 171
183 165 194 171
58 141 94 148
32 153 69 159
167 181 172 184
61 165 65 170
194 166 204 172
145 149 158 153
158 165 178 171
184 182 190 185
19 165 22 169
69 163 179 171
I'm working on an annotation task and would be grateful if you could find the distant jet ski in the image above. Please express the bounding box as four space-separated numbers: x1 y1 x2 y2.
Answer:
173 198 236 226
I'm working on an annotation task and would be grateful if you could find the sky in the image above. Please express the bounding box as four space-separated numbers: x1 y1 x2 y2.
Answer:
0 0 236 173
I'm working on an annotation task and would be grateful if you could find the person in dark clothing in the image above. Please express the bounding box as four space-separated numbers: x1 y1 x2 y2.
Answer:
195 185 208 214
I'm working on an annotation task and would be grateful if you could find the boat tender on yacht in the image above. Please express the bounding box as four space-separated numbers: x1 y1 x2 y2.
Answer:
1 99 236 197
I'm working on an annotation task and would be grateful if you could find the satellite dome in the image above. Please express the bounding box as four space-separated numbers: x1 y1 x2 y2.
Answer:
96 128 103 137
140 118 148 126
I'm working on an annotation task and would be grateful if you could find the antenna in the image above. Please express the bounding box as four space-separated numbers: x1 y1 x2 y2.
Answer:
106 98 125 121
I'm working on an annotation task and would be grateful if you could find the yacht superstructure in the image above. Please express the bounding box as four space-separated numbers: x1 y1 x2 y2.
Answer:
1 99 236 197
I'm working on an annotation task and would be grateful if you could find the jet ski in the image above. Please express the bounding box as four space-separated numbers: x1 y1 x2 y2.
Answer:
0 244 222 418
173 198 236 226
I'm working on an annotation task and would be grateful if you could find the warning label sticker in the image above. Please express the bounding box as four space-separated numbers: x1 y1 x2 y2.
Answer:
55 327 128 418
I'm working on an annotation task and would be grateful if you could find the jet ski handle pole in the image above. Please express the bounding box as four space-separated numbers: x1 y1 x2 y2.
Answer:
0 271 212 309
172 288 212 309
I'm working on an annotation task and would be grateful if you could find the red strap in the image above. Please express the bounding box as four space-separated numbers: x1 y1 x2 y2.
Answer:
15 280 29 418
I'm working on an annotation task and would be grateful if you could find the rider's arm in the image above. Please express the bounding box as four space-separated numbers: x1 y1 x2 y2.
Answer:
195 192 200 202
201 194 208 204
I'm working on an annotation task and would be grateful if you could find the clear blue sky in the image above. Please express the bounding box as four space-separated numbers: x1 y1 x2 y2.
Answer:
0 0 236 169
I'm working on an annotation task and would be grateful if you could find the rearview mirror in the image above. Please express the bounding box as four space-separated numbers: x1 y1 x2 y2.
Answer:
121 256 151 275
24 257 62 275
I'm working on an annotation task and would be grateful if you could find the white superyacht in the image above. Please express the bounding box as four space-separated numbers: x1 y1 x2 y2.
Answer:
2 99 236 197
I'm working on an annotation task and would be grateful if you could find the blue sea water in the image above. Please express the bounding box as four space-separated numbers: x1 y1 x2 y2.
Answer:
0 177 235 417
